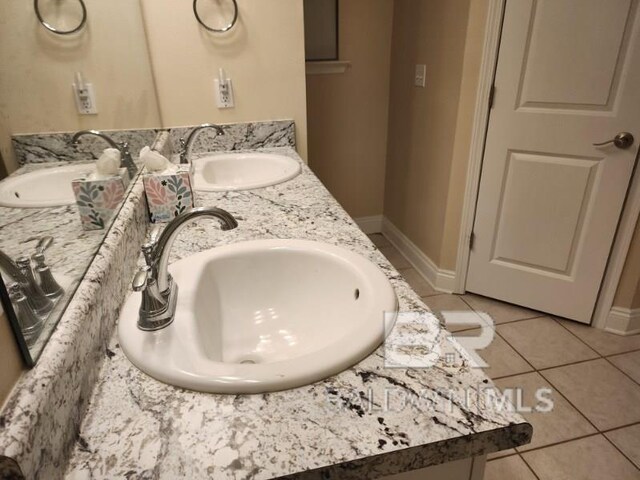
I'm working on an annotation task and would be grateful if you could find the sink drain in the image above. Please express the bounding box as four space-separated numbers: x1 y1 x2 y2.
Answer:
240 359 256 365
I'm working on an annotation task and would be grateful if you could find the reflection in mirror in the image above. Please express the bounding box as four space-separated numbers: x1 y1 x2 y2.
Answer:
0 0 161 365
0 130 151 364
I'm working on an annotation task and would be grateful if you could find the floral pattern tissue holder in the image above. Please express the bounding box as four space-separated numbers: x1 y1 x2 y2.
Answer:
143 167 195 223
72 169 130 231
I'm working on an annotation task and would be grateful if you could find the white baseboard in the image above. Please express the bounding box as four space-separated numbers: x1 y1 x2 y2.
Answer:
604 307 640 336
381 217 456 293
354 215 383 234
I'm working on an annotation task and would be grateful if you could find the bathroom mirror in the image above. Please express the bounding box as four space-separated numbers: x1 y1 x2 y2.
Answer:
0 0 162 365
0 147 147 365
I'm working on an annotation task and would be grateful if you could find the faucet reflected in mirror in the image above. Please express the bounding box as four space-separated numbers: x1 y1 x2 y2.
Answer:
178 123 225 164
71 130 138 180
0 236 65 346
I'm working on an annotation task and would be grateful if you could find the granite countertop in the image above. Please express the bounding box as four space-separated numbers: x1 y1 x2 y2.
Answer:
65 148 531 479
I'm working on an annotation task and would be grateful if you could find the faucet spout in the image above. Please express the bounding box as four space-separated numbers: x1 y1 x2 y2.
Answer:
71 129 138 180
133 207 238 331
154 207 238 293
179 123 225 164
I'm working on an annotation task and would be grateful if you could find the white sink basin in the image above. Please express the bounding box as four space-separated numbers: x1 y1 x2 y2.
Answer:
0 163 95 208
192 152 301 191
118 239 398 393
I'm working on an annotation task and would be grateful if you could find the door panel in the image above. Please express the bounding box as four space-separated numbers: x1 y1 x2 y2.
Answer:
466 0 640 322
492 151 598 275
519 0 633 110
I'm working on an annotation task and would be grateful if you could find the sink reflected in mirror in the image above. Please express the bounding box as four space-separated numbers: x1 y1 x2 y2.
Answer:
192 152 301 191
0 163 95 208
118 239 398 394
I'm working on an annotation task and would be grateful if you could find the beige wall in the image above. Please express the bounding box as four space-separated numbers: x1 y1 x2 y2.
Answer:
140 0 308 159
306 0 393 218
439 0 490 270
614 219 640 310
384 0 479 266
0 0 162 173
0 309 24 408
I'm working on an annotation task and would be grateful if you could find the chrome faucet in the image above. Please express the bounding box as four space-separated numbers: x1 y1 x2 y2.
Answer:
131 207 238 331
0 249 53 317
71 129 138 180
179 123 225 164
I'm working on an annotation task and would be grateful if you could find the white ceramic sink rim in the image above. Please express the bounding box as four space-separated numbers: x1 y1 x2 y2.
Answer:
118 239 398 394
0 163 95 208
192 152 301 191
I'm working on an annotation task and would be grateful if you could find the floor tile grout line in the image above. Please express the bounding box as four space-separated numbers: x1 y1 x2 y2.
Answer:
535 356 604 373
501 364 601 445
512 427 640 471
487 450 519 461
536 368 605 434
551 316 611 357
490 329 537 373
499 316 602 363
516 431 601 455
474 324 538 373
601 420 640 434
518 432 640 476
606 346 640 357
516 452 542 480
489 317 602 372
602 355 640 389
490 369 536 381
458 297 546 326
601 432 640 472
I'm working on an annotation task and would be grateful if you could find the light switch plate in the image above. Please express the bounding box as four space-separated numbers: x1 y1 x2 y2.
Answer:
414 64 426 88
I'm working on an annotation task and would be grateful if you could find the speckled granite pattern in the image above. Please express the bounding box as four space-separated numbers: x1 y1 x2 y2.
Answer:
64 148 531 480
12 129 159 166
0 176 149 479
168 120 295 156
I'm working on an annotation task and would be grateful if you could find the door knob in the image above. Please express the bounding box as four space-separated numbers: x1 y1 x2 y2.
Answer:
593 132 634 149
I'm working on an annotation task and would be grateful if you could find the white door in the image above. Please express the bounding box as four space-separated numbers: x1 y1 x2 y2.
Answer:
467 0 640 323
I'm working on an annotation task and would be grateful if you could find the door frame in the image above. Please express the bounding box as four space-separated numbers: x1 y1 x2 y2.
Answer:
455 0 640 330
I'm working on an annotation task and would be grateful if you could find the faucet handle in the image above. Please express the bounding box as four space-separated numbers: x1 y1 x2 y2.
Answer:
148 225 162 244
34 236 54 255
141 242 156 268
15 256 31 269
132 266 151 292
7 282 25 300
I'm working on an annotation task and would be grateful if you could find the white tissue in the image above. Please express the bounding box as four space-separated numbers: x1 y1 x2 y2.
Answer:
90 148 121 179
140 146 175 173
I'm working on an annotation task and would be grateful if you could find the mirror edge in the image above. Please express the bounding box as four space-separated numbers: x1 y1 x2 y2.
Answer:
0 271 33 367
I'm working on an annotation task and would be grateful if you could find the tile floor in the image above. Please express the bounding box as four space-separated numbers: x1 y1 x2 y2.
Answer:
369 233 640 480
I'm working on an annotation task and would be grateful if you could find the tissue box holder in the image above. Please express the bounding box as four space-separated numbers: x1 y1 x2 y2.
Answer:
143 168 195 223
72 169 129 231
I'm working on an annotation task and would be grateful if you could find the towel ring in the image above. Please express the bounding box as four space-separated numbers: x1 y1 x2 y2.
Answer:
193 0 238 33
34 0 87 35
